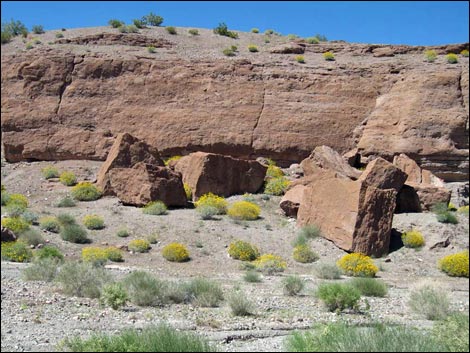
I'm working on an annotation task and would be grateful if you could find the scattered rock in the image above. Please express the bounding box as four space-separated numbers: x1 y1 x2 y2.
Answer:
1 227 17 242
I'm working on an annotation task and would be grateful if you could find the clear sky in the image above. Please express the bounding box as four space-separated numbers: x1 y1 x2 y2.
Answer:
1 1 469 45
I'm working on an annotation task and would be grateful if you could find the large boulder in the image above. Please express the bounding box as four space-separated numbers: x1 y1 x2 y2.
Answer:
280 185 307 218
107 162 187 207
174 152 267 199
297 157 406 257
97 133 164 195
300 145 362 180
1 226 17 242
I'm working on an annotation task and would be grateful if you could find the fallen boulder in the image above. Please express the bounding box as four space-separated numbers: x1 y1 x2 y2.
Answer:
1 227 17 242
280 185 307 218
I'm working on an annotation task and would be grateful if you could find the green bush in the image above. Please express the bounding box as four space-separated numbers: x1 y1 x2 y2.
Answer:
35 245 64 261
306 37 320 44
162 243 190 262
195 193 228 214
223 48 236 56
56 195 76 207
408 283 451 320
251 28 259 33
184 278 224 307
295 55 305 63
22 210 38 225
433 313 469 352
213 22 238 39
228 290 255 316
82 247 108 266
266 164 284 178
32 25 44 34
228 240 260 261
291 234 308 247
147 45 156 53
227 201 260 220
438 250 469 277
108 19 124 28
39 216 61 233
71 182 102 201
59 171 77 186
401 229 425 248
100 282 128 310
2 19 28 38
22 257 60 282
244 270 262 283
298 224 321 239
282 275 304 296
128 239 151 253
424 49 437 62
18 228 44 246
1 189 10 205
1 241 33 262
248 44 258 52
253 254 287 275
123 271 167 306
314 263 342 279
132 19 146 29
446 53 458 63
143 12 164 26
293 244 319 263
265 29 274 35
82 214 105 230
461 49 469 57
142 201 168 215
126 25 138 33
196 204 219 220
60 223 89 243
188 29 199 35
41 165 59 179
165 26 177 35
350 278 388 297
6 193 29 209
316 282 361 312
63 324 214 352
56 213 76 226
104 247 124 262
437 211 458 224
146 233 159 244
337 253 378 277
116 228 130 237
56 261 111 298
264 177 290 195
1 29 12 44
323 52 335 61
55 32 64 38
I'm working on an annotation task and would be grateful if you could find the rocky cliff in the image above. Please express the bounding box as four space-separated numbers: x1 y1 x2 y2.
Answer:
1 26 468 181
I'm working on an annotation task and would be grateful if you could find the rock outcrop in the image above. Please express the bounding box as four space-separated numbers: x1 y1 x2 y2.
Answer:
174 152 267 199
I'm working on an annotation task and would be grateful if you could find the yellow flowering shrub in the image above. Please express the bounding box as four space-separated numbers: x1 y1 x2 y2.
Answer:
461 49 469 57
446 53 458 64
71 182 102 201
293 244 319 263
164 155 182 166
194 193 228 214
7 193 29 209
41 165 59 179
128 239 151 253
82 214 105 229
266 165 284 178
439 251 469 278
295 55 305 63
1 241 33 262
184 183 192 200
104 247 124 262
424 49 437 62
457 205 469 215
401 229 425 248
59 171 77 186
162 243 190 262
253 254 287 274
264 177 290 195
337 253 378 277
228 240 260 261
228 201 260 220
82 247 108 266
323 51 335 61
1 217 30 234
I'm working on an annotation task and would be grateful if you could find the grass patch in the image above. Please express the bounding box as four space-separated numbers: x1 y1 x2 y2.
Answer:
56 261 111 298
228 290 255 316
408 283 451 320
314 263 342 279
349 278 388 297
244 270 262 283
316 282 360 312
282 275 304 296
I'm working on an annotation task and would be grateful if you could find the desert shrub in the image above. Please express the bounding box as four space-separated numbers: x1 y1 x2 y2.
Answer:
264 176 290 195
188 29 199 35
438 250 469 277
228 240 260 261
248 44 258 52
63 324 214 352
82 247 108 266
1 217 30 234
60 223 89 243
2 19 28 38
437 211 458 224
446 53 458 63
42 165 59 179
1 29 12 44
128 239 151 253
55 32 64 38
264 37 270 43
104 247 124 262
458 205 469 215
298 224 321 239
147 45 156 53
123 271 167 306
408 283 451 320
21 210 39 225
184 278 224 307
56 195 76 207
56 213 76 226
163 155 182 165
39 216 61 233
251 28 259 33
56 261 111 298
286 322 446 352
142 200 168 215
433 312 469 352
71 182 102 201
18 228 44 246
35 245 64 261
22 257 60 282
350 277 388 297
244 270 262 283
227 201 260 221
126 25 138 33
265 29 274 35
32 38 41 45
1 189 10 206
108 19 124 28
447 202 457 211
295 55 305 63
146 233 159 244
213 22 238 39
323 51 335 61
195 193 228 214
32 25 44 34
6 193 29 209
25 42 33 50
118 26 128 33
293 244 319 263
82 214 105 230
253 254 287 274
132 19 146 29
162 243 190 262
100 282 128 310
461 49 469 57
314 263 342 279
1 241 33 262
266 164 284 178
59 171 77 186
337 253 378 277
116 228 130 237
143 12 164 26
315 34 328 42
282 275 304 296
4 203 27 218
316 282 361 312
228 290 255 316
306 36 320 44
401 229 425 248
223 48 236 56
165 26 177 35
424 49 437 62
291 234 308 247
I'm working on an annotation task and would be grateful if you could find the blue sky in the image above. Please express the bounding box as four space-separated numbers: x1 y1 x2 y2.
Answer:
1 1 469 45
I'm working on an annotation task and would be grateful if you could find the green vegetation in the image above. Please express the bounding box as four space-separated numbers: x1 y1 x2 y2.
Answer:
22 257 60 282
128 239 151 253
194 193 228 214
70 182 102 201
142 12 164 26
108 19 125 28
1 216 30 234
123 271 167 306
337 253 378 277
251 28 259 33
461 49 469 57
116 228 130 237
244 270 262 283
432 202 458 224
1 241 33 262
165 26 177 35
293 244 319 263
42 165 59 179
298 224 321 239
433 313 469 352
132 19 146 29
228 240 260 261
314 263 342 279
59 171 77 186
264 176 290 195
438 250 469 277
184 278 224 307
323 51 335 61
2 19 28 44
82 247 109 266
306 37 320 44
228 290 255 316
248 44 258 52
60 223 89 244
227 201 260 220
223 47 236 56
213 22 238 39
100 282 128 310
446 53 458 63
56 261 111 298
31 25 44 34
188 29 199 35
18 228 44 246
349 278 388 297
408 283 451 320
401 229 425 248
82 214 105 230
253 254 287 274
142 201 168 215
425 49 437 62
147 45 156 53
162 243 190 262
56 195 76 207
282 275 304 296
295 55 305 63
35 245 64 261
55 32 64 38
316 282 361 312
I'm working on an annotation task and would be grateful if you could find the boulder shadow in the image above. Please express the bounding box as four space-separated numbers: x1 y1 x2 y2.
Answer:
388 228 404 253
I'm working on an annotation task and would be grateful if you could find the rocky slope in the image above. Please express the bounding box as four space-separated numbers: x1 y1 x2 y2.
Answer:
1 26 468 180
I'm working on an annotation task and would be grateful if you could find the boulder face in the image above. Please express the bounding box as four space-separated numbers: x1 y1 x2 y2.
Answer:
298 157 406 257
279 185 306 218
1 227 17 242
96 133 164 195
175 152 267 199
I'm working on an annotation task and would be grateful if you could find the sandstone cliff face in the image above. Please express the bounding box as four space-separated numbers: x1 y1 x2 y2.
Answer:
1 29 468 181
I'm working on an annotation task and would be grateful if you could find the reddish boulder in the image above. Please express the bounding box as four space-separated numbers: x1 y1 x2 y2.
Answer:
280 185 307 218
358 157 407 192
97 133 164 195
1 226 17 242
175 152 267 199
